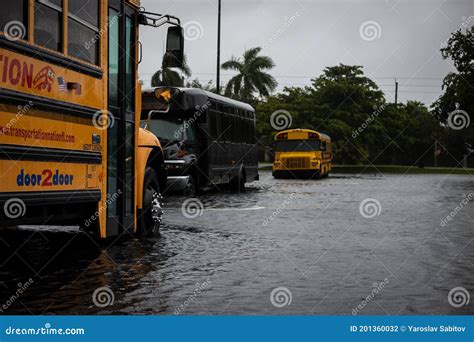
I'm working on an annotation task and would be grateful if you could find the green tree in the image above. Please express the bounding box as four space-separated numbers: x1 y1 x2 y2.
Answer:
309 64 385 164
222 47 277 102
151 54 191 87
186 78 217 92
432 26 474 161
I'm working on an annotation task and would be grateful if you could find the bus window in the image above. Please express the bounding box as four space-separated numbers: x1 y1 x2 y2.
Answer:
233 116 239 143
108 9 120 108
221 114 228 142
208 110 216 139
0 1 28 39
68 0 100 64
185 122 197 142
125 16 135 114
215 110 222 141
321 141 327 152
275 140 321 152
34 0 63 52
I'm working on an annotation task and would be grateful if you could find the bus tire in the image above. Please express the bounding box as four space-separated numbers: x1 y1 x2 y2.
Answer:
183 175 197 197
138 167 163 238
230 168 246 193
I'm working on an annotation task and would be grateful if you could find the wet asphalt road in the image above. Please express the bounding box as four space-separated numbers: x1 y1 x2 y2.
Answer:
0 171 473 315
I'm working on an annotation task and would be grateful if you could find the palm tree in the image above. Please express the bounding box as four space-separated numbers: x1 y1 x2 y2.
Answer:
151 54 192 87
222 47 277 102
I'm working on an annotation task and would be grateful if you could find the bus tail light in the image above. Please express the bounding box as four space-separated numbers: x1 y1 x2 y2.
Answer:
308 132 318 139
276 133 288 140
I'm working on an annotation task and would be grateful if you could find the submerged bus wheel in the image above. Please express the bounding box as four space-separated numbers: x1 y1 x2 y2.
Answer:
230 168 246 193
138 167 163 237
183 175 197 197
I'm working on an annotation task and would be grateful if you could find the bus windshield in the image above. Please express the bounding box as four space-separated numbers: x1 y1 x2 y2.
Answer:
147 117 185 141
146 116 197 142
275 140 321 152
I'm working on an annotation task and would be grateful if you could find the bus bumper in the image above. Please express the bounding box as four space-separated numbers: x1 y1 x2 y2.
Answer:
163 176 191 194
272 169 320 179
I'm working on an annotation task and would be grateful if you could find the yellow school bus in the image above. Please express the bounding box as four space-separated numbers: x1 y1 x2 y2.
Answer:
272 129 332 179
0 0 184 238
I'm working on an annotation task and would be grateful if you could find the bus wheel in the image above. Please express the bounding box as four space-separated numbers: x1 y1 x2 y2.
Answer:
231 168 246 193
183 175 197 197
138 167 163 237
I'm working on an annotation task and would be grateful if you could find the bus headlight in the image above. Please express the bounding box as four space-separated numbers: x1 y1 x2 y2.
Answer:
311 160 320 168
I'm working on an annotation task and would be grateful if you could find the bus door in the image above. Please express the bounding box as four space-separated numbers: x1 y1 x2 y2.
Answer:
107 0 136 235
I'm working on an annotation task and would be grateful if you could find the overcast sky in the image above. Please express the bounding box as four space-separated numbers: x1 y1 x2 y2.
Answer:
138 0 473 106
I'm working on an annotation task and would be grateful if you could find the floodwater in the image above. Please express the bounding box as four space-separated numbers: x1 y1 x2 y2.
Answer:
0 172 473 315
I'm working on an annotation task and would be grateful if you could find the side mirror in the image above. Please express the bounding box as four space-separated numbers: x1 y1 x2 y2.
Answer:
137 13 148 25
164 26 184 68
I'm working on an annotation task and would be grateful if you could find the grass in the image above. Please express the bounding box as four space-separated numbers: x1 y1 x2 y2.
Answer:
258 163 474 175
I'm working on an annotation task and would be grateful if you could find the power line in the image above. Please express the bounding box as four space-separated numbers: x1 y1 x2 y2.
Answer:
139 71 444 81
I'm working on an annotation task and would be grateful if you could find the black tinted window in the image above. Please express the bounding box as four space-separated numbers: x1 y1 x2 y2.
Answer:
68 0 99 64
69 0 99 27
275 140 322 152
68 19 98 64
0 1 27 41
34 1 63 52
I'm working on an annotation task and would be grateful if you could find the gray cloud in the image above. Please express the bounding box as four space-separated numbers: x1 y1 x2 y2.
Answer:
139 0 473 105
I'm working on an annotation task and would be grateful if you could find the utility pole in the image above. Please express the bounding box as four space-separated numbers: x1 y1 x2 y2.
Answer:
394 78 399 105
216 0 221 94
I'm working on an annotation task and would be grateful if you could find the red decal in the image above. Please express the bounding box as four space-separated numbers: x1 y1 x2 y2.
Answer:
9 59 21 86
42 169 53 187
2 56 9 83
21 62 33 88
33 66 55 92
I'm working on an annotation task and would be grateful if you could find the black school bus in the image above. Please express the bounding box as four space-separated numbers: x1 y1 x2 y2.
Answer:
141 87 259 194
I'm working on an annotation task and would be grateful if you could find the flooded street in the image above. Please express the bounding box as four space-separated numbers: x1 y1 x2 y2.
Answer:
0 171 473 315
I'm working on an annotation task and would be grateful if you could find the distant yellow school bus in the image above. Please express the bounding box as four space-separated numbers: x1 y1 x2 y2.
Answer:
0 1 184 238
272 129 332 179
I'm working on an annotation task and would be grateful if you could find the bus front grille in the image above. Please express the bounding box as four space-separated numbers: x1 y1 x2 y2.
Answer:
284 157 310 169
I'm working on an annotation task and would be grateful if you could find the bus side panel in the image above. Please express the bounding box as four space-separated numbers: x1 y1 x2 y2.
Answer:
0 49 102 109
